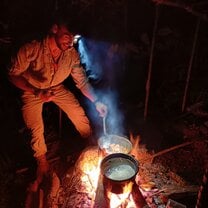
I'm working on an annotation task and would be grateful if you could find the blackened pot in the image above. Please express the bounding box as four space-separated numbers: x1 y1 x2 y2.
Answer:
100 153 139 194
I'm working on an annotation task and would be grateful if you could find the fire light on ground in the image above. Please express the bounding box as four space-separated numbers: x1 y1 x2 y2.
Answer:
59 135 149 208
56 135 194 208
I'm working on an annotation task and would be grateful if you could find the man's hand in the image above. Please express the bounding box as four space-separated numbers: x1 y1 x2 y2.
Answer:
35 89 55 102
95 101 108 117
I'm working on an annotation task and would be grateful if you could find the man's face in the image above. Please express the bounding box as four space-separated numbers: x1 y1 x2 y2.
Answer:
54 25 74 51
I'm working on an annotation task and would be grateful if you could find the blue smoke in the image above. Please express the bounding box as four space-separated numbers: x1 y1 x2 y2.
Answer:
77 37 126 136
77 38 103 81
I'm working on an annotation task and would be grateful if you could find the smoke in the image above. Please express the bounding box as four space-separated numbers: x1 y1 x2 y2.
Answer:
77 37 126 136
100 91 125 135
77 38 107 82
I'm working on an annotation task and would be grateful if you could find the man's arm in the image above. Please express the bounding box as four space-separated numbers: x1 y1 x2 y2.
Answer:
9 75 36 94
9 75 55 102
79 82 98 102
8 40 41 93
70 62 98 102
70 51 108 117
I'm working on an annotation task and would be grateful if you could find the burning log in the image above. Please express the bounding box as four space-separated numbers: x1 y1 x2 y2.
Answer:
61 147 103 207
39 188 44 208
132 183 148 208
94 174 108 208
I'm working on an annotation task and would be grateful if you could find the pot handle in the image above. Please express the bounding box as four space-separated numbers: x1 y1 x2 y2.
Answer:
103 116 107 136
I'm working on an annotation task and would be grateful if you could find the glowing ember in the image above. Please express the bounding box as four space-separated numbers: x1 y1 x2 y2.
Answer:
80 157 102 192
77 148 103 201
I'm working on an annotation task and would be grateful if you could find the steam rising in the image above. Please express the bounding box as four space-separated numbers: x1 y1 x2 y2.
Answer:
77 38 125 136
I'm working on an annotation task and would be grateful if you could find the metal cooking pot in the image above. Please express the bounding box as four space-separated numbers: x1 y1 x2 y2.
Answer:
100 153 139 194
98 134 132 156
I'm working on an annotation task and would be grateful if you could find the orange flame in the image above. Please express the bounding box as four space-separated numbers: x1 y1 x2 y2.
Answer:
130 133 140 160
105 181 138 208
78 149 103 201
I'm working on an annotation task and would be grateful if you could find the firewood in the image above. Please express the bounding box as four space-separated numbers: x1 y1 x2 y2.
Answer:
132 183 148 208
150 141 194 163
39 188 44 208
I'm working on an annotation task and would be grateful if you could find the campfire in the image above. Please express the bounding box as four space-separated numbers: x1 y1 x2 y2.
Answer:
45 134 198 208
22 126 205 208
60 135 148 208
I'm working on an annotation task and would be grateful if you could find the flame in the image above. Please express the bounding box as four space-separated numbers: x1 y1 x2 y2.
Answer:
130 133 152 163
107 181 137 208
77 148 103 200
123 181 133 193
80 156 102 191
130 133 140 160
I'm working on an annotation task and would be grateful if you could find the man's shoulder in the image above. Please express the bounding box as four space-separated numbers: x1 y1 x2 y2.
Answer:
18 39 44 57
23 39 42 50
